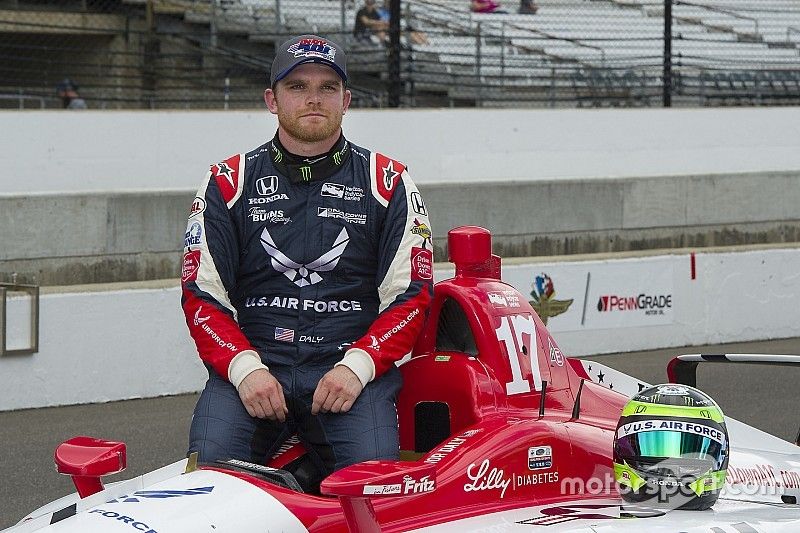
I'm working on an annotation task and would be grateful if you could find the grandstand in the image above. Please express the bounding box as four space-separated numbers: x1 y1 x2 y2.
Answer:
0 0 798 107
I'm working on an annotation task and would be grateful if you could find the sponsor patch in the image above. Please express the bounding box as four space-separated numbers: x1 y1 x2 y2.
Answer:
374 153 406 205
249 207 290 224
403 474 435 494
410 218 431 241
275 327 295 342
321 183 365 201
488 291 521 308
189 197 206 218
184 222 203 247
464 459 511 499
317 206 366 225
363 484 401 495
411 247 433 281
288 37 337 63
261 227 349 287
410 191 427 216
108 486 214 503
248 193 289 205
212 155 240 204
182 250 201 282
256 175 278 196
528 445 553 470
488 292 507 306
245 296 362 313
193 307 210 326
321 182 344 198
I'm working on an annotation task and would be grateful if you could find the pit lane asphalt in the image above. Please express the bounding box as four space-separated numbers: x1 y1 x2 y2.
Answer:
2 337 799 529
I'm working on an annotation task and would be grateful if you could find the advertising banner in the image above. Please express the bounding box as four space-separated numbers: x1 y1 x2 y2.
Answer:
499 258 676 332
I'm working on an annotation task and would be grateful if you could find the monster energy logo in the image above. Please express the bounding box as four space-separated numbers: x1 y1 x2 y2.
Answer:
271 142 284 163
333 142 348 165
299 166 311 180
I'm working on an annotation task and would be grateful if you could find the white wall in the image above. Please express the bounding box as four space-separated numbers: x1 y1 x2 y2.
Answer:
3 246 799 410
2 284 207 411
2 107 800 194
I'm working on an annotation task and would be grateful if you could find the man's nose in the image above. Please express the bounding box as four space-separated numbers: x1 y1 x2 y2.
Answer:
306 88 324 104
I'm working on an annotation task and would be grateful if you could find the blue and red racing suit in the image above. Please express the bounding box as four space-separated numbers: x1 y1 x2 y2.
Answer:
181 133 433 471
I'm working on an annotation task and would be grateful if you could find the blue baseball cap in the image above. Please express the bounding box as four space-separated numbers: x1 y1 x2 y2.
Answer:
270 34 348 86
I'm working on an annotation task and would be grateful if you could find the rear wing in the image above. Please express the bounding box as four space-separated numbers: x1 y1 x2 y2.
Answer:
667 353 800 446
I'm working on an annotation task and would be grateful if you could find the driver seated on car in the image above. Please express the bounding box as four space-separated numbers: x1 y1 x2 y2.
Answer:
181 34 434 492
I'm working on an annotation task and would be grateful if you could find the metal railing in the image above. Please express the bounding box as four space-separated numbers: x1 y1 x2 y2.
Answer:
0 93 45 109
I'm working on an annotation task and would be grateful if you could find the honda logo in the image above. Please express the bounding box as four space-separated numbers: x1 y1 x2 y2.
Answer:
256 176 279 196
410 192 427 216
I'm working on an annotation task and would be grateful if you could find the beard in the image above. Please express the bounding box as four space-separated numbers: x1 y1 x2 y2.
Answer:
277 107 343 144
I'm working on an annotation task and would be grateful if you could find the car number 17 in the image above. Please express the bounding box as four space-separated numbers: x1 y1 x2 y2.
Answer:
494 313 543 395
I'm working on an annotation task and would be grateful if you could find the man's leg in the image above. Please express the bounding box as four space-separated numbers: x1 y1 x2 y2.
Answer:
189 371 290 463
297 365 403 472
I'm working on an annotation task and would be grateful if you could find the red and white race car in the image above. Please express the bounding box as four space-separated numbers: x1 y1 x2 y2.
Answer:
4 227 800 532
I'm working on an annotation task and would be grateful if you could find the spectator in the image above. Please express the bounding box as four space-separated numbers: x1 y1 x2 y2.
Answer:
353 0 389 44
377 0 390 22
56 78 87 109
470 0 506 14
518 0 538 14
377 0 429 46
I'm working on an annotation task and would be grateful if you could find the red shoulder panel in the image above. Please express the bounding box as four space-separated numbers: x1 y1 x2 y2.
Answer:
374 153 407 205
211 153 241 204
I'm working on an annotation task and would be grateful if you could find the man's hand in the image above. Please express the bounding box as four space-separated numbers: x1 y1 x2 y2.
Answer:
238 369 288 422
312 366 364 415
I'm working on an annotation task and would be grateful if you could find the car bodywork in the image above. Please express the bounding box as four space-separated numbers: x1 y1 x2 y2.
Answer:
4 227 799 532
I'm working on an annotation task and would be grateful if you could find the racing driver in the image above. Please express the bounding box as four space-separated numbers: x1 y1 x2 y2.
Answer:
181 34 434 489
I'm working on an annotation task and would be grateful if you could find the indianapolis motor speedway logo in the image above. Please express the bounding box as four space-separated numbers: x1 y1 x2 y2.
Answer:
529 273 573 325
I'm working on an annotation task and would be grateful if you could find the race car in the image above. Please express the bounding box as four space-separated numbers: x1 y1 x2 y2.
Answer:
4 226 800 532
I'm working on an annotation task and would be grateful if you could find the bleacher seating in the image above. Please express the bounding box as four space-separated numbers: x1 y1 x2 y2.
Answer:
4 0 798 107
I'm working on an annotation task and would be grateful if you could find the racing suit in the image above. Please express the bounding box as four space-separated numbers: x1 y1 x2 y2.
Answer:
182 133 433 475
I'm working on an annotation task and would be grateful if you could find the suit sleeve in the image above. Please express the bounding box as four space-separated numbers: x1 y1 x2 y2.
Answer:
181 155 267 388
337 154 433 385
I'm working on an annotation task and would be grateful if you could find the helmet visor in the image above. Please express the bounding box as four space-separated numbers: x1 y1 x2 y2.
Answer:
616 425 727 473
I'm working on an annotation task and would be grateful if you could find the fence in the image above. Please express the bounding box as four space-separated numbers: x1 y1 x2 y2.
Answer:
0 0 798 108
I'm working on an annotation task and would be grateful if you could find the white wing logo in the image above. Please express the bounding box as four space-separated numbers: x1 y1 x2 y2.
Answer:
193 307 210 326
260 227 349 287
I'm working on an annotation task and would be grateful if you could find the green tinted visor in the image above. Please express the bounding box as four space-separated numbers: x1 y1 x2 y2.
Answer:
616 429 726 473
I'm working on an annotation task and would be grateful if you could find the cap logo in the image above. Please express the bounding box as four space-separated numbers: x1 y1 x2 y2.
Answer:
288 38 336 62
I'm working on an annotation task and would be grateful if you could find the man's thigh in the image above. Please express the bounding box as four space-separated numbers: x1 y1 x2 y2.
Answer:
299 366 403 471
188 372 290 463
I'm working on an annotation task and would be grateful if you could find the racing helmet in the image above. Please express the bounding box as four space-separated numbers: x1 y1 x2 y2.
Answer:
613 384 729 510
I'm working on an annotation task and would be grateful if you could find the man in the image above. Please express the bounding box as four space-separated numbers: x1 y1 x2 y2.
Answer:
56 78 87 109
182 35 433 490
353 0 388 44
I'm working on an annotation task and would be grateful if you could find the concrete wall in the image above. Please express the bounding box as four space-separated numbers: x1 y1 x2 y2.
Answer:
3 245 799 411
2 107 800 284
3 172 800 284
2 107 800 193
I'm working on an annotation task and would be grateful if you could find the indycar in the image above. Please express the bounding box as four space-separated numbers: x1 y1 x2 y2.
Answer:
4 226 800 532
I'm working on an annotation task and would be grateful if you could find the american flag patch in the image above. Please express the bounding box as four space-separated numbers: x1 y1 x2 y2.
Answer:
274 327 295 342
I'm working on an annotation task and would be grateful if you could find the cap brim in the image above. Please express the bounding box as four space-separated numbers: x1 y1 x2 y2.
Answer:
273 57 347 85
